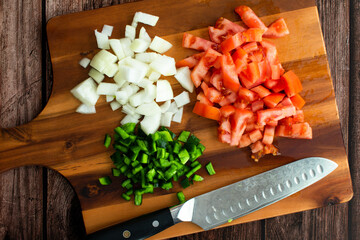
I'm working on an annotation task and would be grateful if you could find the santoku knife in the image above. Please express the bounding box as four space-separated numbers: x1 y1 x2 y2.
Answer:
87 157 337 240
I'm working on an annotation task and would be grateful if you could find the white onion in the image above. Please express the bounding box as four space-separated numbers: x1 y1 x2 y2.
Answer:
115 90 128 105
103 63 118 77
140 113 161 135
79 57 91 68
121 114 140 125
109 39 125 60
143 84 156 103
150 55 176 76
117 65 142 84
133 12 159 26
172 107 183 123
97 83 119 95
139 27 151 42
90 50 117 72
130 39 150 53
129 90 146 107
167 101 178 113
160 100 171 113
131 20 138 28
137 78 153 88
161 112 173 127
119 38 134 57
88 68 105 84
174 66 194 93
110 101 121 111
122 103 137 116
135 52 160 63
128 84 140 96
123 58 149 80
76 104 96 114
106 95 115 102
135 101 161 116
125 25 136 40
156 80 173 102
101 25 113 37
71 78 99 106
174 91 190 108
113 72 127 88
148 71 161 82
149 36 173 54
94 30 110 49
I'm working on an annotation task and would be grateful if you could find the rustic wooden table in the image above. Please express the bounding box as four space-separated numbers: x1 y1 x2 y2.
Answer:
0 0 359 239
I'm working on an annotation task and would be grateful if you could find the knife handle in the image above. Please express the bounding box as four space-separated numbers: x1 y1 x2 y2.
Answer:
86 208 175 240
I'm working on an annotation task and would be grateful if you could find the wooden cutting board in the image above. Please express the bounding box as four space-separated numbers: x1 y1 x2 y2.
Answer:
0 0 353 239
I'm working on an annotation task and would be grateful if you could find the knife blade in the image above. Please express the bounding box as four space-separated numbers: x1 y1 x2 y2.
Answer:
87 157 337 240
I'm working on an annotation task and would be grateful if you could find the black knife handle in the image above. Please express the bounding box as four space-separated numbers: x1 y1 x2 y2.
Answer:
86 208 175 240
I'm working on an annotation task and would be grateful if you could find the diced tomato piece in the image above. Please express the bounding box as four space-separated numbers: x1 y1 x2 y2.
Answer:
281 70 303 97
245 123 264 132
203 71 212 84
247 115 257 124
263 93 285 108
238 87 258 102
219 91 237 106
239 71 264 89
249 129 263 143
251 85 271 98
275 122 312 139
176 52 205 69
264 79 278 89
182 33 217 51
233 100 248 109
271 79 285 93
209 18 246 43
193 102 221 121
220 53 241 92
220 105 236 118
262 126 275 145
242 42 259 53
234 59 247 74
230 109 253 146
251 100 264 112
246 61 261 83
250 141 264 153
210 70 223 91
239 134 252 148
235 6 268 31
270 64 281 80
260 40 279 65
219 118 231 133
290 93 306 109
206 87 223 104
197 92 213 106
279 110 305 125
263 18 290 38
278 97 294 107
242 28 264 42
257 105 296 126
220 32 245 53
232 47 248 62
201 81 209 93
251 50 264 62
218 131 231 144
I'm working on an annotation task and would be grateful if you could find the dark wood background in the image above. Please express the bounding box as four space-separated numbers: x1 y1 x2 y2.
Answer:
0 0 358 239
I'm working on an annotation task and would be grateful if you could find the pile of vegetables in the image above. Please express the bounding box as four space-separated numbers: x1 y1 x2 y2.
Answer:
176 5 312 160
99 123 215 205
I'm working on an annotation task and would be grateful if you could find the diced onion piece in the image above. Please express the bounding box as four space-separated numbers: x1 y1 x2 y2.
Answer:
140 112 161 135
125 25 136 40
120 38 135 57
135 101 161 116
150 55 177 76
95 30 110 49
110 101 121 111
121 83 139 97
139 27 151 42
149 36 173 54
76 104 96 114
135 52 160 63
174 67 194 93
156 80 173 102
71 78 99 106
109 39 125 60
113 72 126 88
129 90 146 107
115 90 128 105
88 68 105 84
128 84 140 96
101 25 114 37
131 20 138 28
106 95 115 102
137 78 153 88
122 104 137 116
90 50 117 72
102 63 118 77
79 57 91 68
117 65 142 84
160 100 171 113
130 39 150 53
161 112 173 127
172 107 183 123
123 58 150 81
167 101 178 113
174 91 190 108
97 83 119 95
133 12 159 26
148 70 161 82
121 114 140 125
143 84 156 103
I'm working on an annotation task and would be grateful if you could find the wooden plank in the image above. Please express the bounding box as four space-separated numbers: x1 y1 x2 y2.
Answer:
264 0 350 239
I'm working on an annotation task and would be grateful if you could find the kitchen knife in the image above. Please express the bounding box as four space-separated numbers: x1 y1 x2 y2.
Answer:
87 157 337 240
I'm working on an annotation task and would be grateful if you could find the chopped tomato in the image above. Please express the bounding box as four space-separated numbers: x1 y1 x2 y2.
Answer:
182 33 217 51
281 70 303 97
245 122 264 132
260 40 279 65
238 87 258 102
220 105 236 118
251 85 271 98
270 64 281 80
233 100 248 109
193 102 221 121
250 141 264 153
246 61 261 83
239 71 264 89
230 109 253 146
232 47 248 62
271 79 286 93
275 122 312 139
210 70 223 91
197 92 213 106
251 50 264 62
290 93 306 109
257 105 296 126
176 52 205 69
220 32 245 53
219 91 237 106
249 129 263 143
242 28 264 42
262 125 275 145
209 18 246 43
242 42 259 53
251 100 264 112
263 18 290 38
263 93 285 108
218 118 231 144
279 110 304 125
220 53 241 92
239 134 252 148
278 97 294 107
235 6 268 31
203 71 212 84
264 79 278 89
206 87 223 104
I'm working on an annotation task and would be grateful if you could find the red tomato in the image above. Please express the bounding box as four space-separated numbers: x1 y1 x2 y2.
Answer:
239 133 252 148
242 42 259 53
260 40 279 65
176 52 205 69
281 70 303 97
203 71 212 84
182 33 217 51
209 18 246 43
218 118 231 144
278 97 294 107
193 102 221 121
270 64 281 80
263 93 285 108
263 18 290 38
235 6 268 31
251 100 264 112
239 71 264 89
220 32 245 53
220 105 236 118
262 125 275 145
233 100 248 109
206 87 224 104
251 50 265 62
230 109 253 146
246 61 261 83
257 105 296 126
238 87 258 102
249 129 263 143
271 79 286 93
290 93 306 109
219 91 237 106
220 53 241 92
242 28 264 42
250 141 264 153
264 79 278 89
275 122 312 139
197 92 213 106
210 70 223 91
251 85 271 98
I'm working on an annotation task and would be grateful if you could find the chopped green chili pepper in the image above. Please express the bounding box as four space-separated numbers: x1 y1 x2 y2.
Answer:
177 191 186 204
99 176 112 185
104 134 112 148
114 127 129 139
185 164 202 178
178 148 190 165
192 174 204 182
122 193 131 201
178 131 190 142
205 162 216 175
112 168 121 177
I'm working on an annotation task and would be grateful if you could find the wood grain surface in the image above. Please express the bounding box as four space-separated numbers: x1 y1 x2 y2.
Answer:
0 0 358 239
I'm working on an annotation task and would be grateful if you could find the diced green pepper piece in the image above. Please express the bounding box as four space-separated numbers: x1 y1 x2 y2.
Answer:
120 165 128 173
121 179 132 188
143 184 154 193
178 131 190 142
132 165 143 175
159 127 176 139
136 139 148 152
140 153 149 164
173 174 179 182
99 176 112 185
191 148 203 162
205 162 216 175
156 148 166 159
131 161 139 168
185 164 201 178
180 178 190 189
173 141 182 154
161 182 173 190
134 191 142 206
177 191 186 204
156 170 165 180
123 156 131 166
187 144 197 155
148 139 157 154
193 174 204 182
146 169 156 182
114 127 129 139
164 165 178 180
114 144 128 153
122 193 131 201
158 131 173 142
104 134 112 148
121 123 136 134
178 148 190 165
227 219 233 223
197 143 206 153
125 189 134 195
110 151 123 164
190 161 201 168
118 137 133 147
112 168 121 177
185 135 200 150
125 183 133 190
171 160 184 170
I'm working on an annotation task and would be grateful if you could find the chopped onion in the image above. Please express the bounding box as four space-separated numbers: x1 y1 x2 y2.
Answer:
115 90 128 105
94 30 110 49
172 107 183 123
161 112 173 127
174 91 190 108
88 68 105 83
97 83 119 95
149 36 172 54
123 58 149 80
102 63 118 77
110 101 121 111
122 103 137 116
130 39 150 53
76 104 96 114
148 70 161 82
101 25 114 37
79 57 91 68
129 90 146 107
71 78 99 106
167 101 178 113
140 112 161 135
131 20 138 28
90 50 117 72
117 65 142 84
174 66 194 93
133 12 159 26
156 80 173 102
143 84 156 103
125 25 136 40
120 38 134 57
109 39 125 60
150 55 176 76
137 78 153 88
128 84 140 96
121 114 140 125
113 72 127 88
160 100 171 113
106 95 115 102
135 52 160 63
135 101 161 116
139 27 151 42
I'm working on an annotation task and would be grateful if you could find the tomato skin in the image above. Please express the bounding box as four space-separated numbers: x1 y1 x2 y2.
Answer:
220 32 245 53
238 87 258 102
193 102 221 121
220 53 241 92
191 49 222 87
182 33 217 51
246 61 261 83
209 18 246 43
210 70 223 91
242 28 264 42
197 92 213 106
176 52 205 69
251 100 264 112
257 105 296 126
242 42 259 53
271 79 286 93
281 70 303 97
260 40 279 65
262 125 275 145
290 93 306 109
263 17 290 38
275 122 312 139
220 105 236 118
219 91 237 106
263 93 285 108
230 109 253 146
239 133 252 148
251 85 271 98
249 129 263 143
235 6 268 31
239 71 265 89
206 87 224 104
